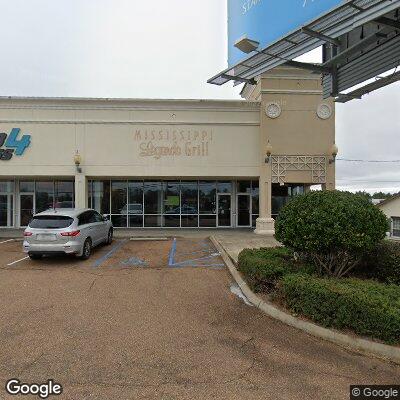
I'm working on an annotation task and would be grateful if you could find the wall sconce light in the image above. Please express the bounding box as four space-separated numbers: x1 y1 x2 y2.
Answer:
329 144 339 164
265 141 273 163
74 152 82 173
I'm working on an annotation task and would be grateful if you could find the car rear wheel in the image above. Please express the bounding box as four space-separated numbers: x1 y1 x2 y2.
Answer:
29 253 43 260
106 228 113 245
80 239 92 260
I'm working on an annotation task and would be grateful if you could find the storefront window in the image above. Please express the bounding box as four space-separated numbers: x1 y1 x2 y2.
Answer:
217 181 232 193
0 181 14 227
144 214 162 228
20 181 34 193
111 181 127 214
128 182 143 215
144 182 163 214
181 182 198 215
251 180 259 228
0 181 14 193
164 181 180 214
199 182 216 214
251 180 259 215
199 215 216 227
111 214 127 228
163 215 180 227
181 214 198 228
55 181 74 208
92 181 110 215
272 184 304 218
237 181 251 193
35 182 54 213
87 179 263 229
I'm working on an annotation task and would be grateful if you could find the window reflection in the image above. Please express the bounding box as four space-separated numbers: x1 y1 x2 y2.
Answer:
217 182 232 193
181 182 198 215
128 182 143 215
35 182 54 213
164 182 180 214
111 181 127 214
199 181 216 214
144 182 163 214
272 184 304 217
87 180 265 229
91 181 110 215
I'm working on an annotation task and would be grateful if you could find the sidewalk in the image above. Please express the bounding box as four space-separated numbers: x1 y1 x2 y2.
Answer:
213 231 279 263
0 227 261 240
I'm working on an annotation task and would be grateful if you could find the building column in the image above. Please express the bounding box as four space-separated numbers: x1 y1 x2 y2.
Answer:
75 174 87 209
322 160 336 191
255 164 275 235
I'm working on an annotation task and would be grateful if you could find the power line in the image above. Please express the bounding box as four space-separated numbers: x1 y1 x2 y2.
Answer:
337 158 400 163
337 179 400 183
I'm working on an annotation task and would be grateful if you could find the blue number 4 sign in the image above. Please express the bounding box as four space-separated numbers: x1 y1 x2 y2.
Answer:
5 128 31 155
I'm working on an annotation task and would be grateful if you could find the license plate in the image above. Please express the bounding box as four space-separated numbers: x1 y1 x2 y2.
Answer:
36 234 57 241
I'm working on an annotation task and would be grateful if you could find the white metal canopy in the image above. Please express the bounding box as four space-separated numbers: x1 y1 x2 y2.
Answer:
208 0 400 88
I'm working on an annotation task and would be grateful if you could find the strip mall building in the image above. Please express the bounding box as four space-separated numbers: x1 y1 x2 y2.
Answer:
0 67 335 233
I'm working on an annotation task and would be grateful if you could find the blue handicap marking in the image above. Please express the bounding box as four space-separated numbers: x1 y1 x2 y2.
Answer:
121 257 148 267
92 239 128 268
168 238 224 269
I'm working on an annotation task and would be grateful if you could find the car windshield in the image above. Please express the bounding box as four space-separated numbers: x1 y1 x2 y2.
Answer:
29 216 74 229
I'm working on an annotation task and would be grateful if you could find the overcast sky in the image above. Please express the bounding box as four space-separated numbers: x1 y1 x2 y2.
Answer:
0 0 399 193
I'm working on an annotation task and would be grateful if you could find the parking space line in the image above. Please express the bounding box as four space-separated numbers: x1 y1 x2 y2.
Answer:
7 256 29 266
0 239 14 244
168 238 177 266
92 239 128 268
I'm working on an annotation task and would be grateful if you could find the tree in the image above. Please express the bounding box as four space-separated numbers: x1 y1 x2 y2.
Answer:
275 191 388 278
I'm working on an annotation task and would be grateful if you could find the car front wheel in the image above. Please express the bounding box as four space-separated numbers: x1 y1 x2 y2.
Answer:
106 228 113 245
80 239 92 260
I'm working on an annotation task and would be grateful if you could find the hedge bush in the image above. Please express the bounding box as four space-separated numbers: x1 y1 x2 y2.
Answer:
280 274 400 344
275 191 388 277
237 247 314 292
362 241 400 285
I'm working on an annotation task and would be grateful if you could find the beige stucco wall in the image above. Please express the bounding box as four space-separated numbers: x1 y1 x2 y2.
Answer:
0 99 261 179
241 67 336 232
378 197 400 218
0 67 336 229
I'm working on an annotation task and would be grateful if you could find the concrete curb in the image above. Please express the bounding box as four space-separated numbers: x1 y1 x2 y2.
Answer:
210 236 400 365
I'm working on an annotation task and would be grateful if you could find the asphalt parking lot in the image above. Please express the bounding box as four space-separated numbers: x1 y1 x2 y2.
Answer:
0 237 399 400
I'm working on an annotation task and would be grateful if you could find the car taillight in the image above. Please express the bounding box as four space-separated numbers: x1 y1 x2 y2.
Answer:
61 230 80 237
23 232 32 236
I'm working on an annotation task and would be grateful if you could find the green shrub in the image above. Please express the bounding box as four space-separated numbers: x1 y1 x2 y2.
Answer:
238 247 314 292
280 274 400 344
275 191 388 278
362 241 400 285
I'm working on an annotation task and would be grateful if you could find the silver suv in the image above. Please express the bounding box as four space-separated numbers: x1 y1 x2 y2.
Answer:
23 208 113 260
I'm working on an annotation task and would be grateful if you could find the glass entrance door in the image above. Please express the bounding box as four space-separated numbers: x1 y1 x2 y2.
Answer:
20 194 34 227
0 194 13 227
237 194 251 227
217 194 231 227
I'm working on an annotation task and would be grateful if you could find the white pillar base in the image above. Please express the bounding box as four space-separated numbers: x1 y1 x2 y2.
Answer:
254 217 275 236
